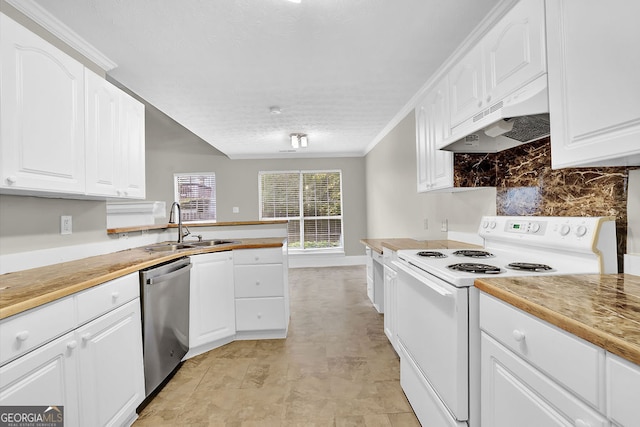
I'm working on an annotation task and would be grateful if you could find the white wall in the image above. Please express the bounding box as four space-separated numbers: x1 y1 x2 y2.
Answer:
365 112 496 241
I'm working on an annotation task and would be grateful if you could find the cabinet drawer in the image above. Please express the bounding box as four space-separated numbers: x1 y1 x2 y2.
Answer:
0 297 75 366
235 297 286 331
607 353 640 427
372 250 383 264
479 293 604 409
76 273 139 325
234 265 283 298
233 248 282 265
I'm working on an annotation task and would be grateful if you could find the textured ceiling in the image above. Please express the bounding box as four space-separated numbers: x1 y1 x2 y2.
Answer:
31 0 500 159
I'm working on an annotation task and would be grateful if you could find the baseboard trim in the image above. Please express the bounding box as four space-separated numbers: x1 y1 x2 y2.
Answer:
288 255 367 268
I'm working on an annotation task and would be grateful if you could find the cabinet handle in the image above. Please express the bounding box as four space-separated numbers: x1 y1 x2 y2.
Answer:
111 291 120 301
257 312 262 319
123 191 128 196
255 281 260 286
81 333 92 342
477 101 482 108
67 340 78 350
486 95 492 103
512 329 526 342
6 175 17 185
15 330 29 341
255 256 260 261
575 419 590 427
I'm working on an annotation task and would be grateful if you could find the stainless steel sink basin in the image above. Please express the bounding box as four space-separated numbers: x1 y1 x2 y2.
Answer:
187 239 239 247
144 243 195 252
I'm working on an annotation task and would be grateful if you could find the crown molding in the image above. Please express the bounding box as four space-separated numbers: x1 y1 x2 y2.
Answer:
5 0 117 71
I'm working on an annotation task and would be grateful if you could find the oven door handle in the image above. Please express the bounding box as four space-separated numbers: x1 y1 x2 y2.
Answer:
393 261 453 297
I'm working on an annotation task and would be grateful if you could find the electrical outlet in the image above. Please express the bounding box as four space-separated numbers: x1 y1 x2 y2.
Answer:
423 218 429 230
441 219 448 232
233 207 240 214
61 215 72 235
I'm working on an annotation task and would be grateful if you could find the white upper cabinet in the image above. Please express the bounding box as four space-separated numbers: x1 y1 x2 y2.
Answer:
85 70 146 199
0 13 85 195
445 0 547 144
416 78 454 192
546 0 640 168
483 0 546 105
0 13 145 199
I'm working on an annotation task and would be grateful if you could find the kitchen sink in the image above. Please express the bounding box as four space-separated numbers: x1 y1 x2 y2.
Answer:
187 239 239 247
144 243 196 252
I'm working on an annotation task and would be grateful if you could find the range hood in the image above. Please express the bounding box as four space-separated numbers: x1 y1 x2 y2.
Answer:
440 75 550 153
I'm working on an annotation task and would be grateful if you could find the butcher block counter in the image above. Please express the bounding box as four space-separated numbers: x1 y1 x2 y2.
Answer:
0 238 285 320
360 238 481 254
475 274 640 365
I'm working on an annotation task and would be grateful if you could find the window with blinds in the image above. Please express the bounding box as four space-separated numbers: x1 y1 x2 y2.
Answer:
174 173 216 222
259 170 343 251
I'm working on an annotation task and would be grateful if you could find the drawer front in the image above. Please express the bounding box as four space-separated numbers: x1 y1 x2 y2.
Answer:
607 353 640 427
372 250 383 264
76 273 139 325
479 293 604 409
235 297 286 331
233 248 282 265
234 265 283 298
0 297 75 366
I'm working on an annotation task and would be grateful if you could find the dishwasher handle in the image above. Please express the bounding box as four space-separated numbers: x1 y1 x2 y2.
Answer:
146 263 192 285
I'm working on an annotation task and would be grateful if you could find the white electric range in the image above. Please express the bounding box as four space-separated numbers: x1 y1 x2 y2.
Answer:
393 216 618 427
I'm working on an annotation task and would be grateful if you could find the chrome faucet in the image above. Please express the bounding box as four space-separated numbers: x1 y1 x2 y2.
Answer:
168 202 185 243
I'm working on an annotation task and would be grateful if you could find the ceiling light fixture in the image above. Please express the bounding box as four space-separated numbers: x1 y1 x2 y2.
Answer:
287 0 302 3
269 106 281 115
290 133 308 149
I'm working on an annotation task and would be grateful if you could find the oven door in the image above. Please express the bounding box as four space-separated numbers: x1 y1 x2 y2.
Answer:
394 260 469 422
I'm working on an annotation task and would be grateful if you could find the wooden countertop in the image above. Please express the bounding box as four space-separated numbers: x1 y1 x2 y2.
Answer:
0 238 285 320
360 238 481 254
106 220 288 234
475 274 640 366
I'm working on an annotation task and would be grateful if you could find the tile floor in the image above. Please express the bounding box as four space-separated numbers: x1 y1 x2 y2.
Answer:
134 266 420 426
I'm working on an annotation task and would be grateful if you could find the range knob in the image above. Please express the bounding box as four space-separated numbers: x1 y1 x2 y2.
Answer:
559 224 571 236
489 221 497 229
575 225 588 237
482 221 489 229
531 223 540 233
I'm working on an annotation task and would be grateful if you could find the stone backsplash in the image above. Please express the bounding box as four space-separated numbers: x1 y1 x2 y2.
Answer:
454 138 634 271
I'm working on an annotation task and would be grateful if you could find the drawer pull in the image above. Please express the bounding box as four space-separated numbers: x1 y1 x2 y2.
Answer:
67 340 78 350
111 291 120 300
257 312 262 319
575 419 590 427
255 256 260 261
512 329 526 342
256 281 260 286
81 333 93 342
15 330 29 341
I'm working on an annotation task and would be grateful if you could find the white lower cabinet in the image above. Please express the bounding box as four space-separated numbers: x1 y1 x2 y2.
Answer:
480 292 640 427
0 332 80 426
0 273 144 427
76 300 144 427
383 263 398 353
233 247 289 339
187 252 235 358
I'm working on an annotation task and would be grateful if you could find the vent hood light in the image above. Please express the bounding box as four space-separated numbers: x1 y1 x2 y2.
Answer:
484 119 514 137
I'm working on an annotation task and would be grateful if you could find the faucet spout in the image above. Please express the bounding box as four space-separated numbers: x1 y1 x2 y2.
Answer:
169 202 184 243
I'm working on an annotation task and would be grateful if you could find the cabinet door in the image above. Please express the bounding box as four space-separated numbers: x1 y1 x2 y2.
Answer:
547 0 640 168
119 93 146 199
448 45 484 128
76 299 144 427
0 14 85 195
483 0 546 104
85 69 121 197
383 265 398 353
416 81 454 193
190 252 235 348
0 332 80 427
481 332 607 427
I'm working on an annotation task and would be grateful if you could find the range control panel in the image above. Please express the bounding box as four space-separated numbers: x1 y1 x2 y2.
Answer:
478 216 611 248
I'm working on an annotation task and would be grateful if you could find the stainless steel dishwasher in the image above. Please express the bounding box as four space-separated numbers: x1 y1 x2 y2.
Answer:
139 257 191 398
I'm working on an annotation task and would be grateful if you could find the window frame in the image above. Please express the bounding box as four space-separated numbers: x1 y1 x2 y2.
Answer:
173 172 217 224
258 169 344 253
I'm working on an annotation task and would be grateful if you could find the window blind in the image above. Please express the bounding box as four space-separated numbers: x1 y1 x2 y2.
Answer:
175 174 216 222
